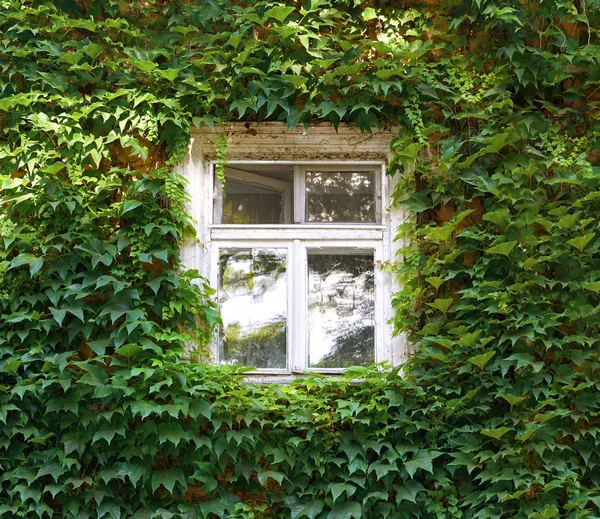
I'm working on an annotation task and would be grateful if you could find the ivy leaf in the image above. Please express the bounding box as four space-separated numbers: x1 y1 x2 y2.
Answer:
87 338 109 355
281 75 308 88
500 394 526 407
425 223 455 242
327 502 361 519
425 277 444 290
399 191 432 212
122 200 143 215
582 281 600 293
404 451 435 478
49 307 67 326
290 499 325 519
264 6 296 22
485 240 518 256
97 500 122 519
151 468 185 494
35 463 64 483
116 462 147 486
362 8 377 21
9 253 44 276
115 343 142 358
468 351 495 369
158 422 189 447
482 209 510 230
189 399 212 420
329 482 356 502
426 298 454 315
481 427 510 440
257 470 284 487
3 359 21 374
395 480 425 503
567 233 595 252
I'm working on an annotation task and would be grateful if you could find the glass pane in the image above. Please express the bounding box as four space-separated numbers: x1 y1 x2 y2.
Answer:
305 171 377 223
308 252 375 368
221 180 283 224
218 249 287 369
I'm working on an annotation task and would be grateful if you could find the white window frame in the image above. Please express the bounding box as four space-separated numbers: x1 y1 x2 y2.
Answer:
179 123 409 381
208 160 387 375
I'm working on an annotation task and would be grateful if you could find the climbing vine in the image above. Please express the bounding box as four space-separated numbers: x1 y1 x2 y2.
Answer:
0 0 599 518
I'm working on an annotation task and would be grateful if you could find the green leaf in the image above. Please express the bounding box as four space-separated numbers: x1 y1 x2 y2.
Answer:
404 451 435 478
426 298 454 315
583 281 600 293
122 200 143 214
327 502 361 519
395 480 425 504
115 343 142 358
425 276 445 290
87 338 109 355
329 482 356 502
151 468 185 494
468 351 495 369
425 223 455 242
281 75 308 88
481 427 510 440
290 499 325 519
9 253 44 276
485 240 518 256
482 209 510 230
189 399 212 420
92 426 124 445
49 307 67 326
116 462 147 486
79 363 108 385
264 6 296 22
2 359 21 374
567 233 595 251
362 8 377 21
500 394 526 407
257 470 284 487
158 422 189 447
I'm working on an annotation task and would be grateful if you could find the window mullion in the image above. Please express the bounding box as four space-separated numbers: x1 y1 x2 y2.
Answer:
291 239 306 372
293 165 305 224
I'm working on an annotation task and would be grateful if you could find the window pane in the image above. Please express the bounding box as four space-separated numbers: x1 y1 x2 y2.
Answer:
308 252 375 368
221 180 284 224
218 249 287 369
305 171 377 223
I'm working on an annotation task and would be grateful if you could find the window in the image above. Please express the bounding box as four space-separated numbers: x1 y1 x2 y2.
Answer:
181 123 407 379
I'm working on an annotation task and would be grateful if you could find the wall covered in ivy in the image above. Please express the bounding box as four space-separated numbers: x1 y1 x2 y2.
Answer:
0 0 599 517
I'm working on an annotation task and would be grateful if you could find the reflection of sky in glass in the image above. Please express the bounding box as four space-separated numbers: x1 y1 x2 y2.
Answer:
218 249 287 368
306 171 377 222
308 254 375 368
221 270 286 330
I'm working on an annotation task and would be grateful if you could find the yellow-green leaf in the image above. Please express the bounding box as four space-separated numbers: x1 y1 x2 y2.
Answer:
481 427 510 440
468 351 495 369
486 240 518 256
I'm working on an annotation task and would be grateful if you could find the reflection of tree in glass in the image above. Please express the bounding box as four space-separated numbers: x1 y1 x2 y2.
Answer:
313 326 375 368
219 250 286 298
219 249 287 369
308 254 375 368
306 171 376 222
220 320 286 369
222 180 283 224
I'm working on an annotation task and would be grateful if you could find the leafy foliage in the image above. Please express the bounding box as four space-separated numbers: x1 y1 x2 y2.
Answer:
1 0 599 517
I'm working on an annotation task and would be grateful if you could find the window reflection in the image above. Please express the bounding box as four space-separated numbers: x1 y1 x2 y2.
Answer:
218 249 287 369
308 252 375 368
222 181 284 224
305 171 377 223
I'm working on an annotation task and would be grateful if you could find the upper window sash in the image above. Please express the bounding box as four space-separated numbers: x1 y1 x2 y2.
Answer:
210 161 385 227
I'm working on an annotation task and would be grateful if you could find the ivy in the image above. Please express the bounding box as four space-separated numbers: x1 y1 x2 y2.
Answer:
1 0 600 517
